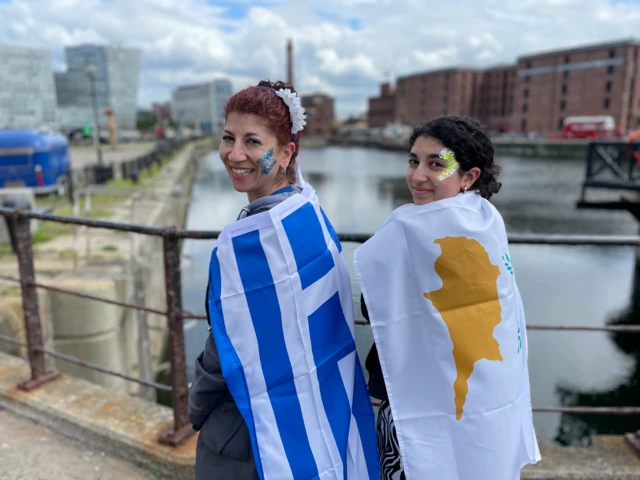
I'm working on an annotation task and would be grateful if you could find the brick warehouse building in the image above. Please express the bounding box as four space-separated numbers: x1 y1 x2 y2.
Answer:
368 82 396 128
512 39 640 135
301 94 335 136
368 38 640 134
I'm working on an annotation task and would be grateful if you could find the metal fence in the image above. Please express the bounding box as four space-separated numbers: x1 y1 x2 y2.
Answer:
0 207 639 448
76 138 190 187
580 142 640 200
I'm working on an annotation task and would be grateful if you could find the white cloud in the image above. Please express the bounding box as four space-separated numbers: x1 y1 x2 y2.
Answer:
1 0 640 118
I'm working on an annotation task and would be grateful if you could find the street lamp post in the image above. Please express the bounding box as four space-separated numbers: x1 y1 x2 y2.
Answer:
86 65 104 166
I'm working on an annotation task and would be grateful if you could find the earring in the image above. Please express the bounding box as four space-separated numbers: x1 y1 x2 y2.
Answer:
281 166 286 175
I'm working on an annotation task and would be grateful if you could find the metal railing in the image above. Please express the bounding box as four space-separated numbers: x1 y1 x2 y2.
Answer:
580 141 640 200
0 207 639 448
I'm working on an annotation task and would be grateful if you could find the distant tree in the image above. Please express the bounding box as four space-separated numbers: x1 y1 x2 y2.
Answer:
136 112 157 131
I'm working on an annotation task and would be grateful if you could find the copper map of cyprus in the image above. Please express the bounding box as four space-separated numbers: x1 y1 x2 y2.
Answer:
423 236 504 421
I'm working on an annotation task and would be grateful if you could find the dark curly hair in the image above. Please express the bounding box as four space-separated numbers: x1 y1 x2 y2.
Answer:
409 115 502 200
224 79 301 184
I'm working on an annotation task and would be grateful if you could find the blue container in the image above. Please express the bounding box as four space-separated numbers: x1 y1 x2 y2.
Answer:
0 130 71 194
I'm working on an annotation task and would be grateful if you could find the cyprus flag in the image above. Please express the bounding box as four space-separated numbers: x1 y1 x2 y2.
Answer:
354 192 540 480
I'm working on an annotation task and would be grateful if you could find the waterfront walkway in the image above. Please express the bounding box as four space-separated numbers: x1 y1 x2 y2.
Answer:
0 406 160 480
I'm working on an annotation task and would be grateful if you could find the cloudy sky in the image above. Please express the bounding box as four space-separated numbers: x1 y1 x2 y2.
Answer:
1 0 640 118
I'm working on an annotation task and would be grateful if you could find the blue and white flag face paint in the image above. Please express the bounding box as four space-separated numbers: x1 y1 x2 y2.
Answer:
208 185 379 480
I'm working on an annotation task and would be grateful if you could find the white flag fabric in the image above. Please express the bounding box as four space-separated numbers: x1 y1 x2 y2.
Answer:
207 184 379 480
354 192 541 480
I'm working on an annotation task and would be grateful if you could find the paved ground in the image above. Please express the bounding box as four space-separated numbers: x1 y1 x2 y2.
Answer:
0 407 162 480
69 142 156 170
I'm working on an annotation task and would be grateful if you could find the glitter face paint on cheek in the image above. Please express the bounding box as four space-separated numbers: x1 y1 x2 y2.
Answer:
435 148 459 184
257 148 276 175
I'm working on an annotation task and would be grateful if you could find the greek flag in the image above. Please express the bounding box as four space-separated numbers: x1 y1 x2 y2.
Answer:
207 186 379 480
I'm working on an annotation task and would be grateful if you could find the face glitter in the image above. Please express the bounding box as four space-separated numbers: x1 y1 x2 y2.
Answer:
435 148 459 184
257 148 276 175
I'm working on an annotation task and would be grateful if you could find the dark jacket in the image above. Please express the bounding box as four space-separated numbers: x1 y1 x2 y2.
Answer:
188 186 301 480
361 294 388 402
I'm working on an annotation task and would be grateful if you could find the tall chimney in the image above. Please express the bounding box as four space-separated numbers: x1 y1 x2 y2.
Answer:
287 39 293 86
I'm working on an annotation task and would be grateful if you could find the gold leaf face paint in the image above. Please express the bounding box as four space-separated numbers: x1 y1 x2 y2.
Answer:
436 148 459 184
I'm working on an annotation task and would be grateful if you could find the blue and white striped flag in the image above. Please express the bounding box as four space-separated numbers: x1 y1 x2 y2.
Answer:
207 185 379 480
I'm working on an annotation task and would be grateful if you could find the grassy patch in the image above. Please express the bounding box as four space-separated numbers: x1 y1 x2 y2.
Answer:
0 243 14 256
32 228 54 244
37 220 74 238
101 244 119 252
58 248 75 259
1 285 20 296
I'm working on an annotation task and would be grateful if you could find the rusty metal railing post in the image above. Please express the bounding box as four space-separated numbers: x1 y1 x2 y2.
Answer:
159 230 194 447
9 211 61 391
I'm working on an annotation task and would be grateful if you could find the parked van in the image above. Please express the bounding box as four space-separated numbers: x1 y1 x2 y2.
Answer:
0 130 72 195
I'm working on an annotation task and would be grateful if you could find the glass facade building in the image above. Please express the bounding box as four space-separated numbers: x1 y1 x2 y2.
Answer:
171 79 232 134
0 44 57 129
55 45 141 130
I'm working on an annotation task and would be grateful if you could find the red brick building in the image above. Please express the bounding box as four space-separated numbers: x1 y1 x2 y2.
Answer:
301 94 335 136
474 65 516 132
368 38 640 134
512 39 640 134
368 82 396 128
394 68 477 126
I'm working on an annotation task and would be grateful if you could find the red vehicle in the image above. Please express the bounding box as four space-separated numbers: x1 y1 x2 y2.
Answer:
558 116 617 139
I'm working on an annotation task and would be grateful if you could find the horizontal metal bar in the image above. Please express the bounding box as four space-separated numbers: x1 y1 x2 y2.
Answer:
35 347 172 392
526 325 640 332
533 406 640 415
1 207 638 245
0 333 28 348
354 320 640 332
0 274 168 317
182 313 208 320
369 399 640 415
4 274 637 332
507 233 640 246
3 336 638 415
0 334 170 392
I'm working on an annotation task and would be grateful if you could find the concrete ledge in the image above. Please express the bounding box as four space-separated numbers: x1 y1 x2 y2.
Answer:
523 436 640 479
0 351 196 479
2 352 639 479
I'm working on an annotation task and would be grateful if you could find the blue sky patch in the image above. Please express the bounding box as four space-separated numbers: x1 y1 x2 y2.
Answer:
208 0 280 20
317 9 362 30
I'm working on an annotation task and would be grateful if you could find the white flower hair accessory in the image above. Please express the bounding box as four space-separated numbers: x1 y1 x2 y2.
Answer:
275 88 307 134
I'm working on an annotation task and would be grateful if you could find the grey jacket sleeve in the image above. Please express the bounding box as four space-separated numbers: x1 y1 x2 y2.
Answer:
188 332 228 430
188 281 230 430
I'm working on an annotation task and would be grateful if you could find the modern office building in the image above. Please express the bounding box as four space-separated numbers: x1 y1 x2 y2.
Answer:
170 79 233 134
55 44 141 130
0 44 57 129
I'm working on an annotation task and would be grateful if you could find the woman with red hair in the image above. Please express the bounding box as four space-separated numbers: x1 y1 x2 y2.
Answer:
188 80 378 480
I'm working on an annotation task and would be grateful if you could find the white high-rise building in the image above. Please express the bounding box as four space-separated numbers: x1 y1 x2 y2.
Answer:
55 44 141 130
171 79 233 134
0 44 57 129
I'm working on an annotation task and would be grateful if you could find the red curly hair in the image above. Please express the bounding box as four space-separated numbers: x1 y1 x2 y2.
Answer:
224 80 302 184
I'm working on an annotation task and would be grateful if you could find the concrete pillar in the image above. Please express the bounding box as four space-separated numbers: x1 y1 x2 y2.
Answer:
0 293 54 368
48 277 125 390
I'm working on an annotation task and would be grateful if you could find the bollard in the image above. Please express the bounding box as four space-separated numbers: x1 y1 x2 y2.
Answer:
9 211 61 390
627 431 640 459
159 232 194 447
